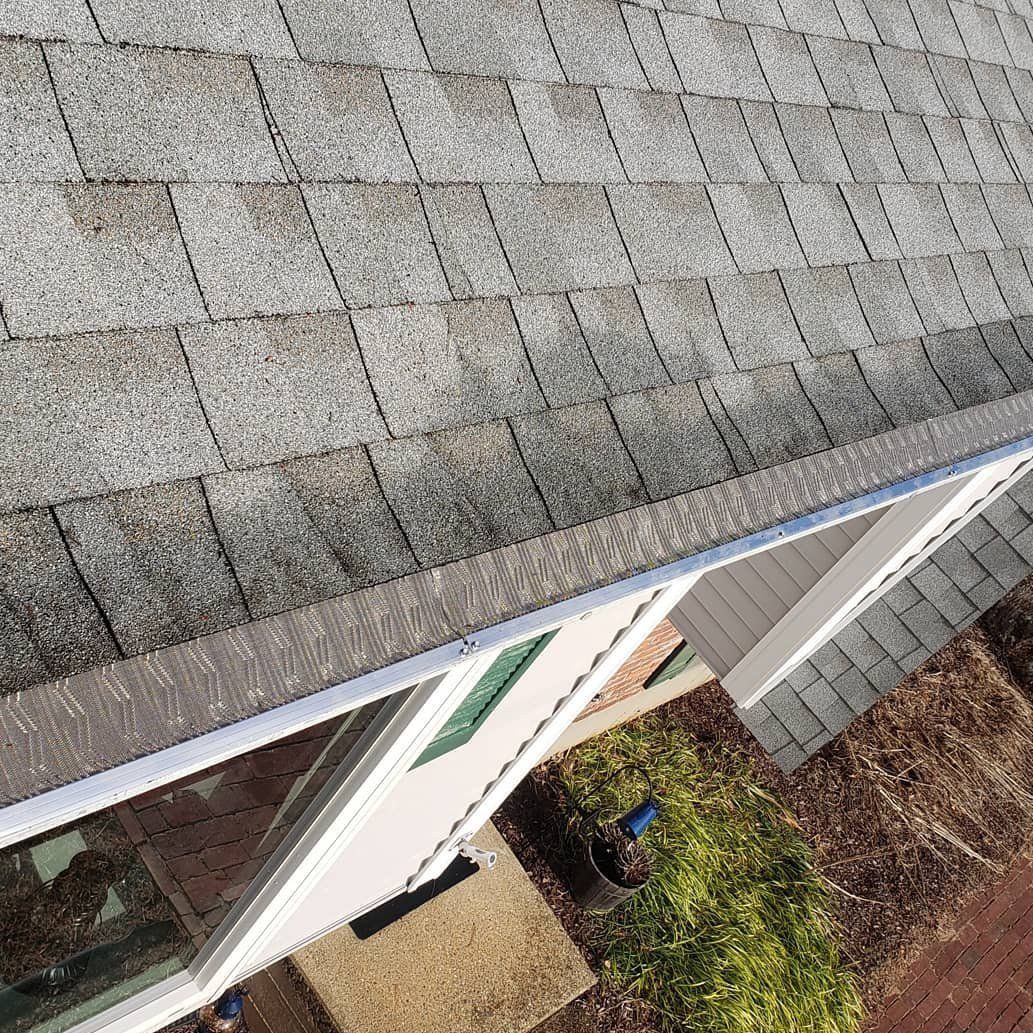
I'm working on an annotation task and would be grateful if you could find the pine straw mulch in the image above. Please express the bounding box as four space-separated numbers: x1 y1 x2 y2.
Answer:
499 618 1033 1032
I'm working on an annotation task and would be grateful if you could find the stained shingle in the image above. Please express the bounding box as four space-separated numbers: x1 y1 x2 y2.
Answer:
608 184 736 281
609 382 736 499
709 272 808 370
830 109 906 183
782 184 868 266
873 47 949 117
950 0 1011 65
353 300 544 437
636 280 735 381
178 313 387 468
711 365 831 468
988 250 1033 317
962 119 1016 183
302 183 449 308
970 61 1024 123
89 0 296 56
45 43 284 182
849 261 925 345
840 184 904 260
279 0 429 68
510 82 624 183
878 184 963 259
57 480 250 654
0 509 118 696
598 89 705 183
855 340 957 425
775 103 853 182
661 12 771 102
808 36 892 111
983 184 1033 249
510 403 648 528
255 61 416 182
511 293 608 407
930 55 988 119
940 184 1005 251
794 353 892 445
568 287 670 393
682 96 766 183
171 184 340 321
781 265 876 354
408 0 562 81
539 0 648 89
385 70 536 183
0 184 206 338
620 4 682 93
707 183 804 273
900 256 973 335
369 422 553 567
748 26 827 106
0 40 81 182
884 112 946 183
925 116 980 182
0 0 101 43
485 184 634 292
832 0 881 44
982 322 1033 390
951 252 1011 325
741 101 799 182
924 327 1013 409
908 0 967 57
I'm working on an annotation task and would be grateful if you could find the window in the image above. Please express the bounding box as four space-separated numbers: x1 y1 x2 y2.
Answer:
645 640 697 689
412 631 558 768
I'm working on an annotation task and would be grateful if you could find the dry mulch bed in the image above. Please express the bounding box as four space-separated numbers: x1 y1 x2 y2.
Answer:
498 617 1033 1032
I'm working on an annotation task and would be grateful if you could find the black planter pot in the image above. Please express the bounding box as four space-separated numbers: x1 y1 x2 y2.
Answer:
569 836 648 912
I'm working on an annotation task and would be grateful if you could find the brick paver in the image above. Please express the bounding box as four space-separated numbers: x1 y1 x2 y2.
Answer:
868 856 1033 1033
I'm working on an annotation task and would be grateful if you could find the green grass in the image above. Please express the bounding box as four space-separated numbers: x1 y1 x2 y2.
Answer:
558 718 864 1033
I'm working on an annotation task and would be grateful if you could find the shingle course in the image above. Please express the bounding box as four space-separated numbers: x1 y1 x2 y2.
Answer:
539 0 649 89
661 12 771 101
707 183 804 273
855 339 958 425
781 265 876 355
682 96 766 183
709 271 808 370
782 183 868 266
794 352 893 445
748 26 827 107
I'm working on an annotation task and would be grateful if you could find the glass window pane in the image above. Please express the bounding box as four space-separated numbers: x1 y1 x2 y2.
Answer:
0 696 389 1033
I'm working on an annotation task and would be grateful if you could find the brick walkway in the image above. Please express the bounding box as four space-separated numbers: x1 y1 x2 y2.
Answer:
869 855 1033 1033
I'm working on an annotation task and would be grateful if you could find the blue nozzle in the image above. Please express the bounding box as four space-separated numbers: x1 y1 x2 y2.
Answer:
217 991 245 1019
617 799 659 840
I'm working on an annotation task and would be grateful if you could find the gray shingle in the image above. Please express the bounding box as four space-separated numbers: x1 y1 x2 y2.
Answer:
408 0 562 81
302 183 449 309
783 266 876 355
775 103 853 183
421 185 517 300
970 61 1024 123
829 0 881 43
698 379 759 475
933 537 991 593
808 36 892 111
0 183 206 338
510 82 624 183
786 659 820 691
830 109 906 184
857 599 922 659
867 657 907 695
636 280 735 380
984 321 1033 391
178 313 387 468
354 300 543 438
940 184 1004 251
983 184 1033 249
0 0 101 42
720 0 787 28
982 494 1030 540
277 448 417 588
709 271 807 370
203 466 354 619
255 61 415 183
908 0 967 57
997 11 1033 70
539 0 648 89
782 184 867 266
958 514 997 551
90 0 295 56
711 365 830 468
598 89 705 183
384 70 536 183
661 12 771 101
809 641 852 682
749 26 827 106
56 481 249 654
764 681 825 743
929 55 988 119
485 184 635 292
568 287 670 393
950 0 1011 64
794 353 893 445
951 252 1011 325
780 0 847 35
840 184 904 260
833 667 882 713
883 576 923 613
965 575 1009 612
924 328 1013 409
620 4 682 93
773 741 810 772
368 422 553 567
878 184 962 259
987 251 1033 317
962 118 1016 183
974 537 1031 589
849 261 925 345
925 116 980 182
608 184 736 281
873 47 949 117
0 329 223 512
45 43 284 182
279 0 429 67
900 256 972 335
743 711 795 753
609 382 736 499
171 184 340 321
900 598 956 652
707 183 804 273
0 40 81 182
510 402 648 528
1001 122 1033 183
884 112 946 183
833 620 886 671
800 679 854 733
854 339 957 425
741 100 799 182
682 96 766 183
511 293 608 407
1011 524 1033 564
0 509 118 696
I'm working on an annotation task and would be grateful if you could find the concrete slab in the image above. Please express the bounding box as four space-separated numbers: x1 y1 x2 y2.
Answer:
293 823 595 1033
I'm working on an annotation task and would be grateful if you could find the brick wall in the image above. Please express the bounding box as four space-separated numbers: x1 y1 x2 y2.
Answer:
578 619 685 720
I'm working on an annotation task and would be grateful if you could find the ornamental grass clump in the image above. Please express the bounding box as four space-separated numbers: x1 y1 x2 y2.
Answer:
559 718 863 1033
